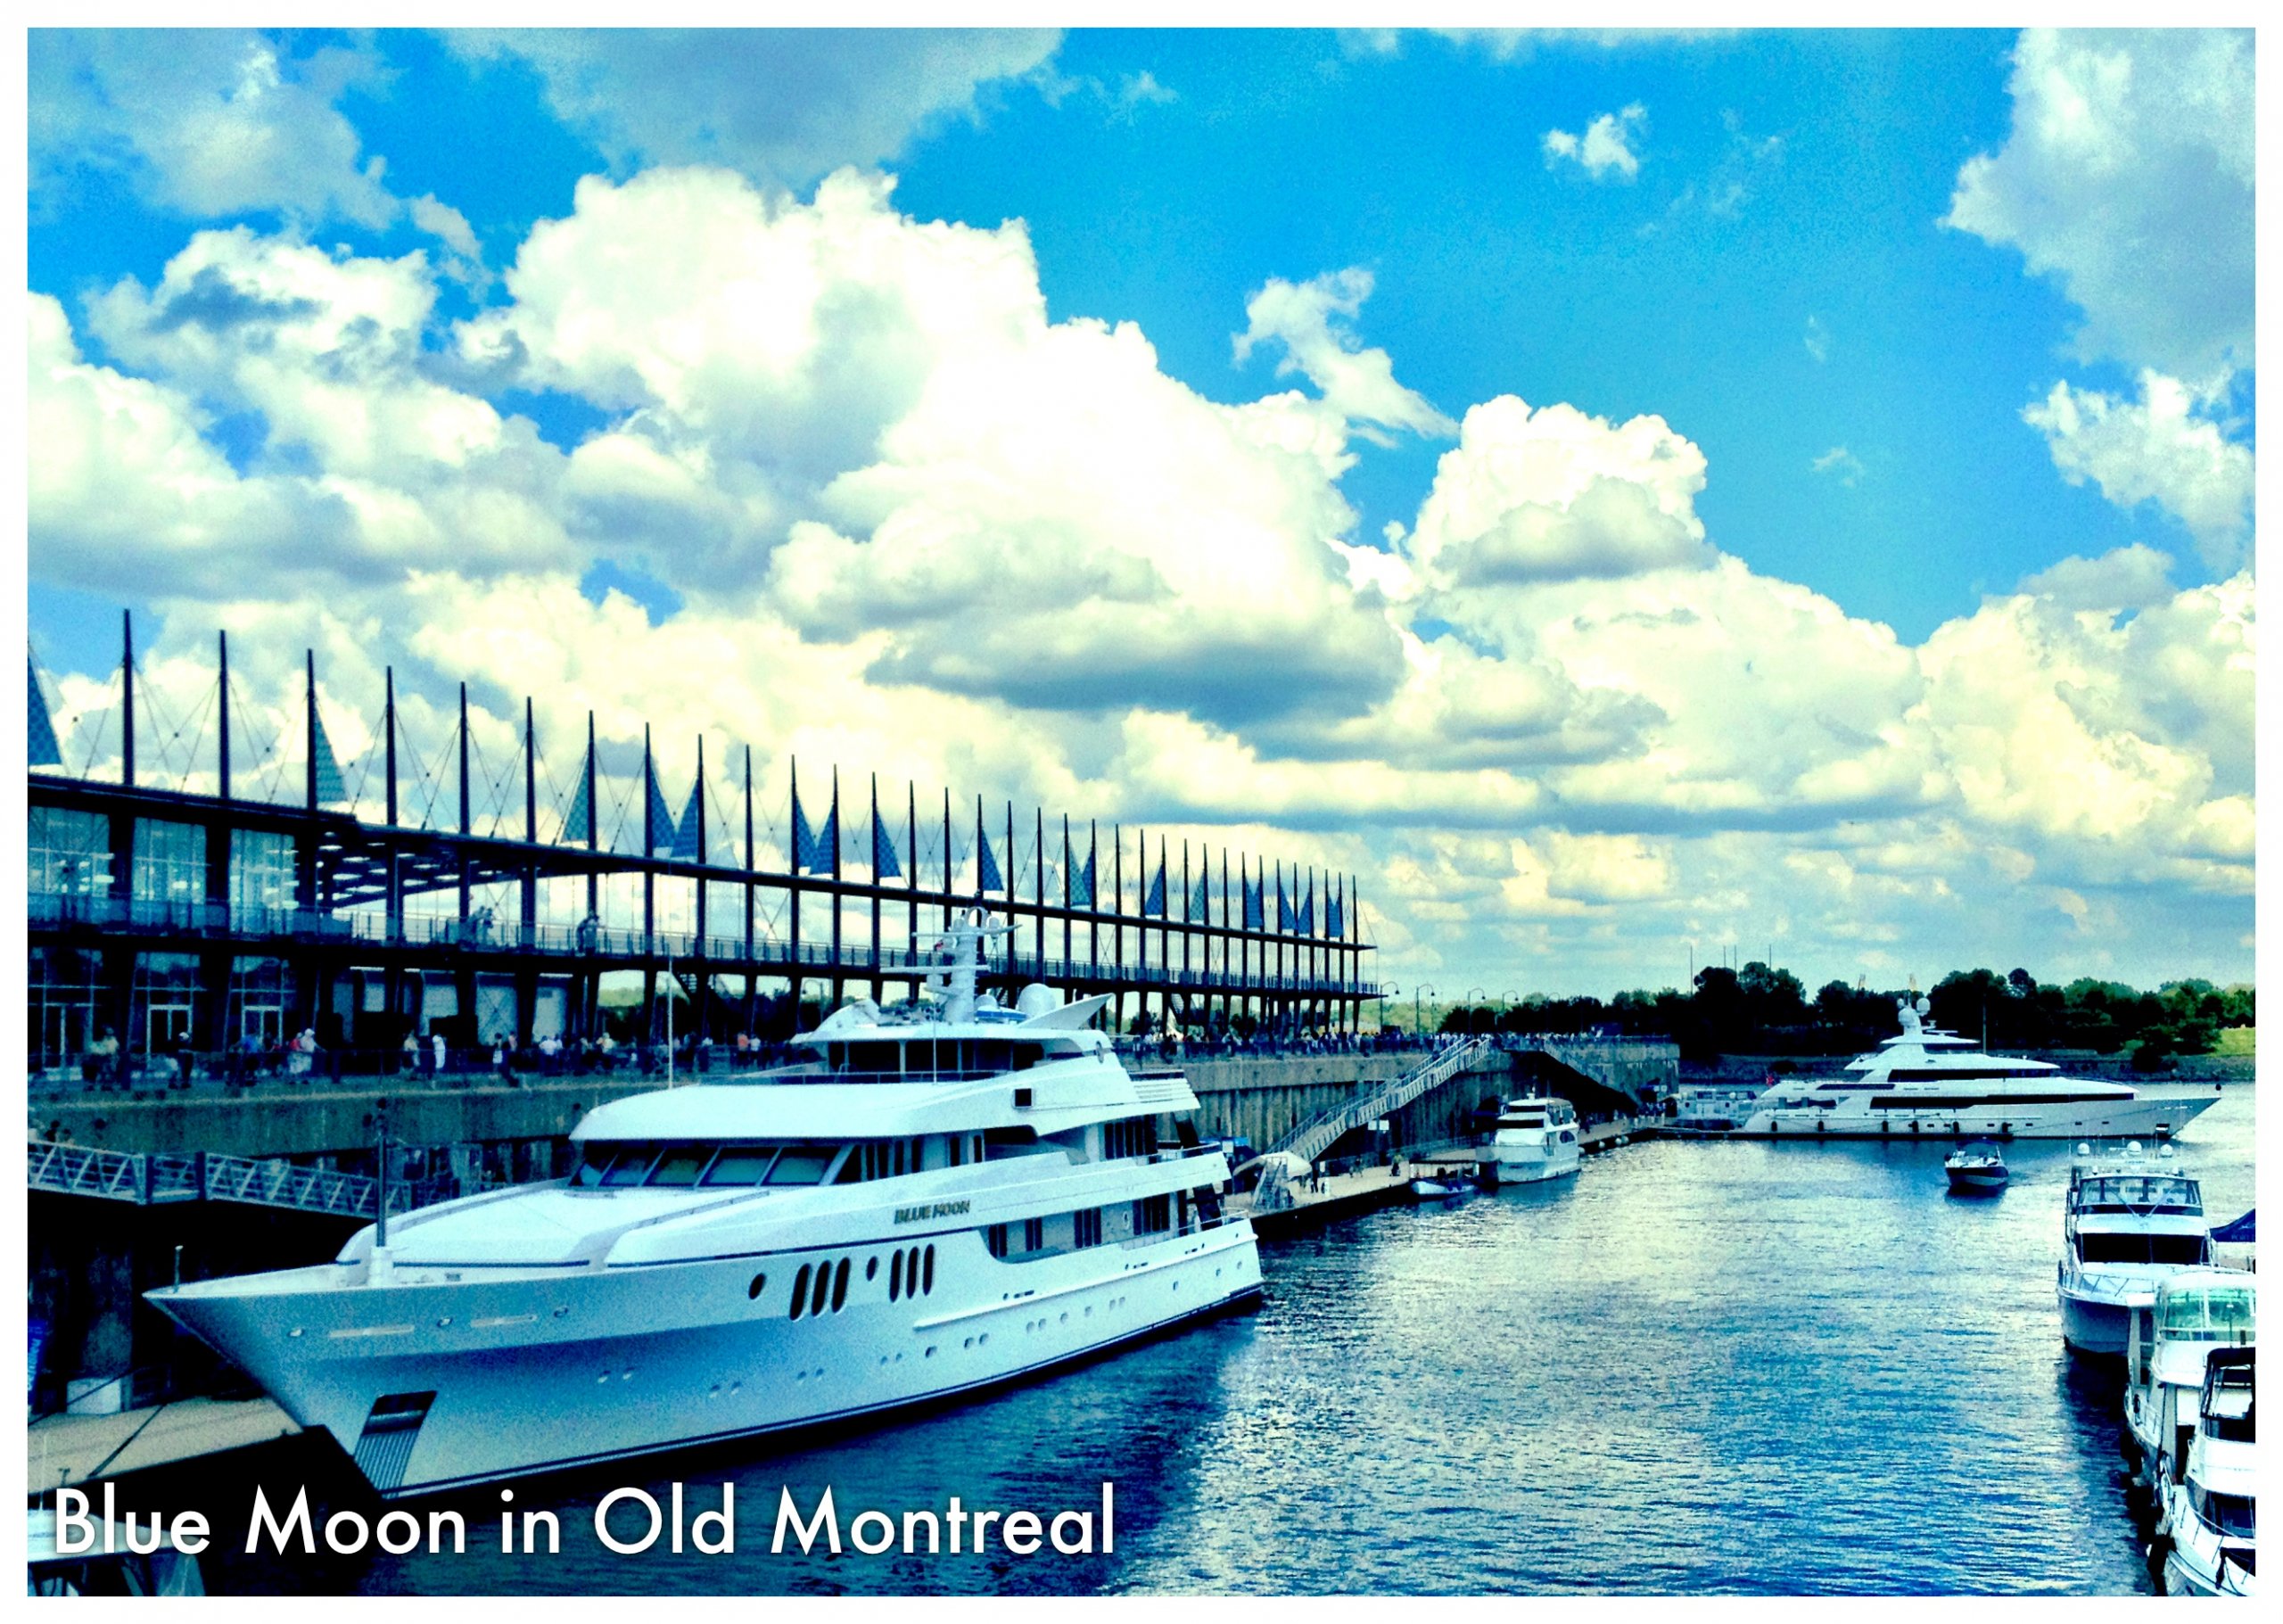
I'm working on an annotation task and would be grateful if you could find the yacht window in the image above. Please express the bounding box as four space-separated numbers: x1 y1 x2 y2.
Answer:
1024 1217 1045 1252
986 1224 1010 1259
2080 1233 2210 1265
971 1041 1013 1075
704 1147 778 1186
571 1149 608 1188
830 1258 851 1313
1133 1194 1172 1236
822 1043 846 1072
2196 1490 2255 1539
2159 1286 2257 1340
1012 1043 1044 1071
888 1249 904 1302
600 1144 661 1187
767 1145 839 1185
848 1041 900 1076
788 1264 811 1320
647 1146 713 1187
1074 1208 1103 1249
922 1244 935 1294
809 1263 830 1317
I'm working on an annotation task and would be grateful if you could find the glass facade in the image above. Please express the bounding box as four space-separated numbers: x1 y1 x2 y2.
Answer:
229 828 297 913
28 945 103 1073
132 818 207 906
29 806 111 898
131 952 201 1058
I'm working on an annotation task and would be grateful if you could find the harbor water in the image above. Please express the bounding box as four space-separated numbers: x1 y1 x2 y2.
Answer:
296 1085 2250 1595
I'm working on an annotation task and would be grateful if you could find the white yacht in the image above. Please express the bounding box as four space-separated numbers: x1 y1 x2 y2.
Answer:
149 915 1261 1498
2057 1143 2210 1357
1486 1096 1580 1185
2160 1348 2257 1596
1735 997 2217 1141
2123 1269 2254 1498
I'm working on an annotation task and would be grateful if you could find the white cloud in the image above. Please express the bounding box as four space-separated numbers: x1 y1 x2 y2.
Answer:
1543 104 1646 182
449 29 1062 186
31 30 399 227
2023 372 2254 571
2016 544 2176 613
1945 28 2253 383
1803 315 1828 362
1409 395 1709 587
1810 446 1863 487
1233 268 1454 441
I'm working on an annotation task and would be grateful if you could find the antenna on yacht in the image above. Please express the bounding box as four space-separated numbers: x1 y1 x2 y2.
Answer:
919 908 1010 1024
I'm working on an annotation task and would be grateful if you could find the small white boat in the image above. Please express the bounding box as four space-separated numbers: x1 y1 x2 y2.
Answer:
1945 1141 2009 1194
1485 1096 1580 1185
2057 1142 2210 1357
1407 1176 1463 1201
2158 1348 2257 1596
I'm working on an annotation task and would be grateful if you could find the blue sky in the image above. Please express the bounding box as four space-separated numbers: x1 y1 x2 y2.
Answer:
24 28 2257 994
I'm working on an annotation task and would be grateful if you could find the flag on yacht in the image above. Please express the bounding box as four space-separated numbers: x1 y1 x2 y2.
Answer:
29 655 62 767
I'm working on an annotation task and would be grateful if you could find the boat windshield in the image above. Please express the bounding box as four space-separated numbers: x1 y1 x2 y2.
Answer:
2158 1283 2256 1342
2079 1232 2209 1265
2076 1175 2201 1215
2192 1488 2256 1540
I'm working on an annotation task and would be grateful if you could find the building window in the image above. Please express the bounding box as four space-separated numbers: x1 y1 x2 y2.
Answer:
229 828 296 914
131 952 201 1059
29 945 103 1074
29 806 111 901
227 956 292 1051
133 819 207 907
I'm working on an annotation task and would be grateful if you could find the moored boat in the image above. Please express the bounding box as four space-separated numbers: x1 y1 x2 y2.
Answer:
1484 1095 1580 1185
2057 1142 2210 1358
2158 1348 2257 1596
1735 997 2217 1141
1944 1141 2009 1194
149 913 1261 1498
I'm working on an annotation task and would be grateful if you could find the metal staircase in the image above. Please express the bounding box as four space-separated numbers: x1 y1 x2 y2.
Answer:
1251 1038 1490 1210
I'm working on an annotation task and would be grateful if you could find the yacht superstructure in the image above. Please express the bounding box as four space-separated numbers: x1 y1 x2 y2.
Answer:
1486 1096 1580 1185
2124 1269 2254 1499
149 914 1261 1497
1735 998 2216 1142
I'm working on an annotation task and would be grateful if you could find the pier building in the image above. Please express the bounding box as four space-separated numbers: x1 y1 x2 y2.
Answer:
29 615 1381 1082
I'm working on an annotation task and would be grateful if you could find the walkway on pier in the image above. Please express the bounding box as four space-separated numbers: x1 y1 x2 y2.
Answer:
29 1137 431 1218
29 1398 300 1494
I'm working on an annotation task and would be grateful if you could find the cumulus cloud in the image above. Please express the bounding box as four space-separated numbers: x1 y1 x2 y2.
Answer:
1945 28 2253 383
2023 372 2254 571
1233 268 1455 440
31 29 399 227
1409 395 1710 586
1543 104 1646 181
2016 544 2176 613
449 29 1062 186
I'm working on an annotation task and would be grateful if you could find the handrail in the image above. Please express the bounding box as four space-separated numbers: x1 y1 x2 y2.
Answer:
1265 1038 1491 1171
29 1137 437 1218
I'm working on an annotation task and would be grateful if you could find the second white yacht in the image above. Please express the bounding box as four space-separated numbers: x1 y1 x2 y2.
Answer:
1735 997 2217 1141
2159 1348 2258 1596
1486 1096 1581 1185
149 914 1262 1497
2057 1143 2210 1357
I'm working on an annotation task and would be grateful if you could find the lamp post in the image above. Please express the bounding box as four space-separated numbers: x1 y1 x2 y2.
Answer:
1415 983 1436 1042
1466 985 1486 1035
1502 989 1520 1036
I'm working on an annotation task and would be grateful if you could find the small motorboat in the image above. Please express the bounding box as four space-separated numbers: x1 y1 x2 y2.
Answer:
1407 1175 1464 1201
1946 1141 2009 1194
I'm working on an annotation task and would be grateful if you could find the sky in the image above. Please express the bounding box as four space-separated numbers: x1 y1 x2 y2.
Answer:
21 26 2258 1000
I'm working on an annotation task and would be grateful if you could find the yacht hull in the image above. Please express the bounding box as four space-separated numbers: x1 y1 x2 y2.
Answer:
153 1224 1260 1498
1739 1092 2216 1142
1488 1150 1579 1186
2058 1289 2139 1357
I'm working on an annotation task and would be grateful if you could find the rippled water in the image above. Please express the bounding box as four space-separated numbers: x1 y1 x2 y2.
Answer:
337 1085 2252 1596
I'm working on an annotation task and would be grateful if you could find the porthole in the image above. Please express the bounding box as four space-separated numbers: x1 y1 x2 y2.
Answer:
889 1249 904 1302
747 1273 767 1301
831 1257 851 1313
789 1263 812 1320
865 1257 878 1282
810 1262 831 1318
923 1244 935 1295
